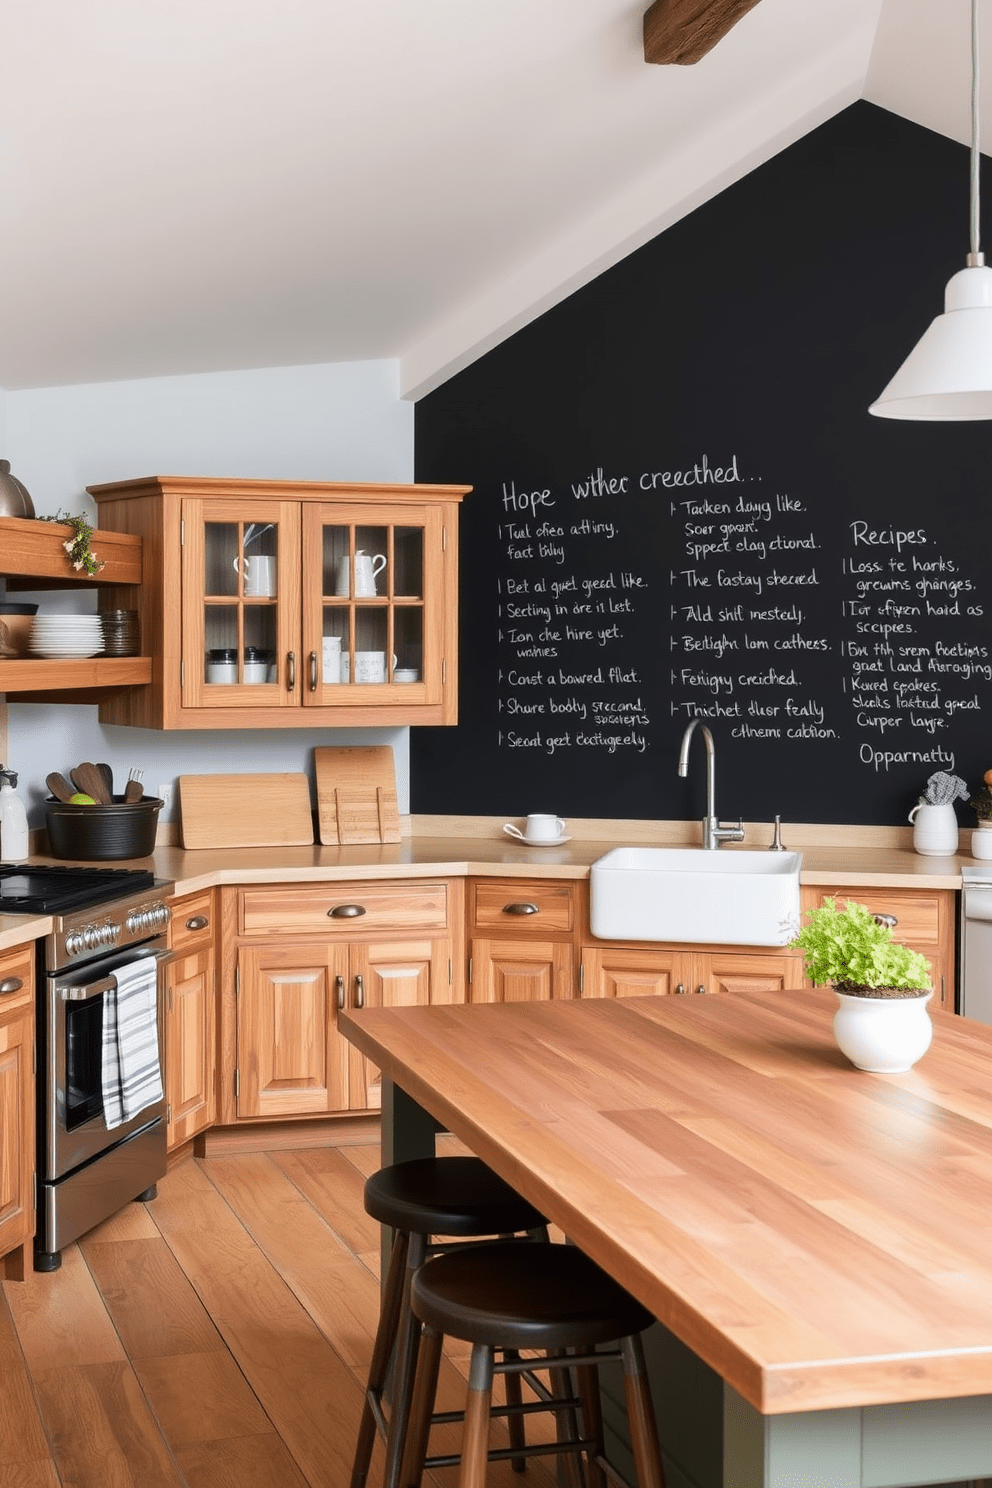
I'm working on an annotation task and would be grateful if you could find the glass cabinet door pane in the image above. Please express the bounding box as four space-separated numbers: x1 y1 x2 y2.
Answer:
393 609 423 681
205 523 239 597
393 527 424 599
341 607 390 683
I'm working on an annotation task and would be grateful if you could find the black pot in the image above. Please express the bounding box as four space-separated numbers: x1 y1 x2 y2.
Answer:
44 795 163 861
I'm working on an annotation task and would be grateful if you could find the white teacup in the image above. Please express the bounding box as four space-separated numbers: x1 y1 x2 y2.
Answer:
504 814 567 844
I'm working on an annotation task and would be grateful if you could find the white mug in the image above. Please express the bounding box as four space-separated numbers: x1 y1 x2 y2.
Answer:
233 553 277 597
504 814 567 844
335 550 386 598
909 801 958 856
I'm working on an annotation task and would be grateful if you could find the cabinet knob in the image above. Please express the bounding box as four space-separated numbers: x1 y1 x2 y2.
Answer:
675 983 686 995
309 651 318 692
695 984 706 995
872 913 898 929
336 974 345 1010
0 976 23 995
185 915 209 931
355 974 365 1009
328 904 367 918
503 902 539 916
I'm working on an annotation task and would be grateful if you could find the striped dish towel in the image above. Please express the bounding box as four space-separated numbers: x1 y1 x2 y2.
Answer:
101 955 163 1131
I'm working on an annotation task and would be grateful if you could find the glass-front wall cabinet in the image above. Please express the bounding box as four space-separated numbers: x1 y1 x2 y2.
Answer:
90 477 467 730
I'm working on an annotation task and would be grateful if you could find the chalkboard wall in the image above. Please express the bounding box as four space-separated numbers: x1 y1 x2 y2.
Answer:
413 102 992 829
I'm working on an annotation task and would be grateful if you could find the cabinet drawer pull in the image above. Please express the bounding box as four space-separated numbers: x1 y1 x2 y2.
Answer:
873 913 898 929
328 904 367 918
309 651 318 691
675 983 686 995
336 975 345 1010
502 902 539 916
287 651 296 690
355 974 365 1009
0 976 23 995
695 984 706 995
185 915 209 931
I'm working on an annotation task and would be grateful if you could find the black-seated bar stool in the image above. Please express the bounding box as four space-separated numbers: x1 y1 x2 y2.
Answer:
400 1241 666 1488
350 1156 548 1488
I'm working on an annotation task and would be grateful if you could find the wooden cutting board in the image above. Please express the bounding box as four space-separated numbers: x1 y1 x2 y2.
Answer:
178 773 314 849
314 745 401 845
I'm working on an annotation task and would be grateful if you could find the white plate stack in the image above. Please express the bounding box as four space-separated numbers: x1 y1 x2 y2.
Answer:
29 615 104 658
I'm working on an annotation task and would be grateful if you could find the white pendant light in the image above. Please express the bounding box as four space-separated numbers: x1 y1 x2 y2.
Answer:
869 0 992 420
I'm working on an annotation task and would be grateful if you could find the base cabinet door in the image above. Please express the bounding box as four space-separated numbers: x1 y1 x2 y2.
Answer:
695 950 805 996
0 945 35 1274
235 943 351 1120
165 945 216 1148
165 890 217 1149
580 946 691 999
347 938 446 1108
469 937 574 1003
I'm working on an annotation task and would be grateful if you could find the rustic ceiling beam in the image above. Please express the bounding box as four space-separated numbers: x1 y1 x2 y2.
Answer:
643 0 764 65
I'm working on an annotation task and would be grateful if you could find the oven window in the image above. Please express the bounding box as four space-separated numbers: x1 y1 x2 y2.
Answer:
65 996 104 1129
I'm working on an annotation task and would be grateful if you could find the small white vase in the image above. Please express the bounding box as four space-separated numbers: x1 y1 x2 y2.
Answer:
832 989 933 1073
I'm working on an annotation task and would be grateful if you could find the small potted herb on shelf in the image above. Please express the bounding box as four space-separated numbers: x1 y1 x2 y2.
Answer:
790 897 933 1073
38 509 105 576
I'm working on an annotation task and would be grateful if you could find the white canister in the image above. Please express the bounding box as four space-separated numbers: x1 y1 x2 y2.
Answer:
323 636 342 683
972 825 992 860
908 801 959 856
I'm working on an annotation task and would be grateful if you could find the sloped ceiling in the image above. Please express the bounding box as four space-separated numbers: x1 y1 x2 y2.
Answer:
0 0 978 397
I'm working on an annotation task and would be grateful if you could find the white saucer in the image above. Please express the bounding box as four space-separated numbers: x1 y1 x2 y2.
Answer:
520 833 571 846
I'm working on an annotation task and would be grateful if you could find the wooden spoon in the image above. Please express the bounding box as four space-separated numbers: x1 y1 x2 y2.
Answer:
96 762 114 799
71 763 111 805
46 771 76 803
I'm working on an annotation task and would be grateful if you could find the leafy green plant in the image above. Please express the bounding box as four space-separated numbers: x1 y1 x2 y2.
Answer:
38 510 105 576
790 897 931 995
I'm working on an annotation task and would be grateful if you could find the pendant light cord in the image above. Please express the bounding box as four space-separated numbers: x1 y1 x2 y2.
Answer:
971 0 983 262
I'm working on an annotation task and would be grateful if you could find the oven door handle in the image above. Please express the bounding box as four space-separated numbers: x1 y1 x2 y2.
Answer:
56 949 167 1002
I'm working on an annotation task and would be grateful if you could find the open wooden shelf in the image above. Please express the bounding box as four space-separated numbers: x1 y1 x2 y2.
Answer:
0 655 152 699
0 516 142 588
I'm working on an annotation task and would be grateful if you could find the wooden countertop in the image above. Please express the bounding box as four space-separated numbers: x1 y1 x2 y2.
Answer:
341 989 992 1416
0 818 970 951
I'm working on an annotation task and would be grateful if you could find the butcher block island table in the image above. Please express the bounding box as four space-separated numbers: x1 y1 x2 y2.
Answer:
341 988 992 1488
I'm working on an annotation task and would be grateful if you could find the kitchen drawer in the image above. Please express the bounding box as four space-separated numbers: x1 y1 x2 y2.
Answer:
803 887 943 945
240 881 449 937
169 889 215 954
470 880 576 934
0 944 33 1010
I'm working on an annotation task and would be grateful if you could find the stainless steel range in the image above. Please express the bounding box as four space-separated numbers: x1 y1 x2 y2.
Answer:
0 865 172 1271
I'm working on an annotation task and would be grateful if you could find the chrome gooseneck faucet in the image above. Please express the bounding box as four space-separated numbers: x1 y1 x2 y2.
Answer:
677 721 745 850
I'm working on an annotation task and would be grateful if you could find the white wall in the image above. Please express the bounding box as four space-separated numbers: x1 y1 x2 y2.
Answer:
2 358 415 825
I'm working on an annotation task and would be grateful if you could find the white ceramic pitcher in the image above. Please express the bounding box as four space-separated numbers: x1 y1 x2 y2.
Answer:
335 550 386 597
908 801 959 856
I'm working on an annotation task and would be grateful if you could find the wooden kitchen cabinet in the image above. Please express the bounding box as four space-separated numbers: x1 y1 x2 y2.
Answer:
800 885 955 1009
164 889 217 1151
0 943 35 1278
468 879 578 1002
221 880 459 1123
88 476 469 730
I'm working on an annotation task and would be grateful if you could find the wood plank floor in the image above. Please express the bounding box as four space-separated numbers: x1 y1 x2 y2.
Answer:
0 1137 562 1488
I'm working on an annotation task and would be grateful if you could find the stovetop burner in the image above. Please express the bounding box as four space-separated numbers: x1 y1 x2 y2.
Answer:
0 864 157 914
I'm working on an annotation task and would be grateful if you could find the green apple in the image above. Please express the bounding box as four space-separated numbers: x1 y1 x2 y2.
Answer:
69 792 97 805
